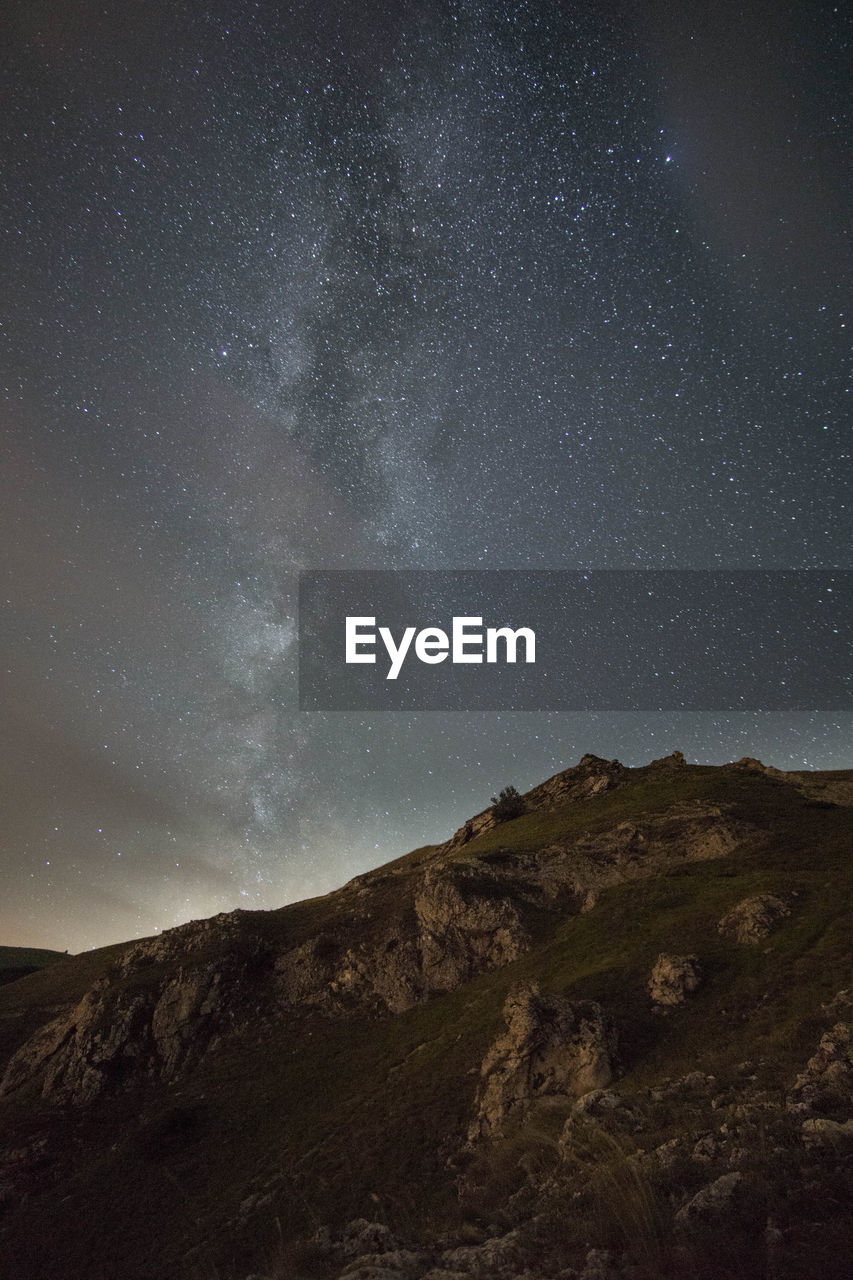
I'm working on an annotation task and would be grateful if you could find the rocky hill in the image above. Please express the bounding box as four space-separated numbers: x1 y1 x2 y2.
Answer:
0 753 850 1279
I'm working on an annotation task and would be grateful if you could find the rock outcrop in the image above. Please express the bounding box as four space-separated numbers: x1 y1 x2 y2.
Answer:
718 892 792 944
467 983 617 1142
787 1020 852 1117
648 953 703 1006
414 867 527 992
800 1116 853 1149
674 1171 746 1225
1 938 272 1104
732 756 853 805
445 754 630 851
522 753 631 809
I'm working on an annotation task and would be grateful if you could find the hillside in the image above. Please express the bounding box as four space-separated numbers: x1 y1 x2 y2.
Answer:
0 947 68 989
0 752 850 1280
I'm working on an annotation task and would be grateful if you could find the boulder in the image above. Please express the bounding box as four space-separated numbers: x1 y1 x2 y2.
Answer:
718 893 791 944
800 1117 853 1150
572 1088 626 1116
440 1227 523 1278
648 954 702 1006
674 1172 744 1224
561 1088 644 1146
337 1221 400 1259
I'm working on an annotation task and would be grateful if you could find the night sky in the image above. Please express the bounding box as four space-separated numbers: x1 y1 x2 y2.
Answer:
2 0 849 952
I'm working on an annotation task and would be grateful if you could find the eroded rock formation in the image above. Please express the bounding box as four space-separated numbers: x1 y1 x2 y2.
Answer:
648 953 703 1007
467 983 617 1142
718 892 792 944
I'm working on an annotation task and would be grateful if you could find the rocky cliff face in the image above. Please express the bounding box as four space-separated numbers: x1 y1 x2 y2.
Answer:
1 924 273 1104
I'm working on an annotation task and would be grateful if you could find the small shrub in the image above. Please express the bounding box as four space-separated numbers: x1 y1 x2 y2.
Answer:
490 786 527 823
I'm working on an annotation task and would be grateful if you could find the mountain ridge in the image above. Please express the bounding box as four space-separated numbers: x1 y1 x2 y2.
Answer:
0 752 850 1279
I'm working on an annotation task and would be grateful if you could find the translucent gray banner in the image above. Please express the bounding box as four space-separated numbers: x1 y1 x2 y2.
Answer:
297 571 851 711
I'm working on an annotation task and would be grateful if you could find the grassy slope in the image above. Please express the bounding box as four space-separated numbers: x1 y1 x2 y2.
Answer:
0 945 70 989
0 947 69 972
0 766 850 1280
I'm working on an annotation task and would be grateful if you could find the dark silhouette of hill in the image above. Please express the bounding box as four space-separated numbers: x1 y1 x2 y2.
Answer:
0 946 68 989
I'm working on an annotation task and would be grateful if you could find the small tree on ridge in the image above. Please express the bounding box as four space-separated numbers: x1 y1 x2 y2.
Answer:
490 785 526 823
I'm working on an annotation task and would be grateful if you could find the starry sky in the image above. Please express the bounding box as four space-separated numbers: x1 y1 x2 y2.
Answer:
1 0 850 952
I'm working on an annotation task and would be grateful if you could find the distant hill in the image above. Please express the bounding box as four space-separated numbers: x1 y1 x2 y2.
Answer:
0 753 850 1280
0 945 68 987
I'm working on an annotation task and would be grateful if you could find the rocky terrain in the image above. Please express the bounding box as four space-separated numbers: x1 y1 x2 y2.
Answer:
0 752 850 1279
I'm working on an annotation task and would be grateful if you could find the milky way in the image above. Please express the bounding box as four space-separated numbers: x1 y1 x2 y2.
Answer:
1 0 849 950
